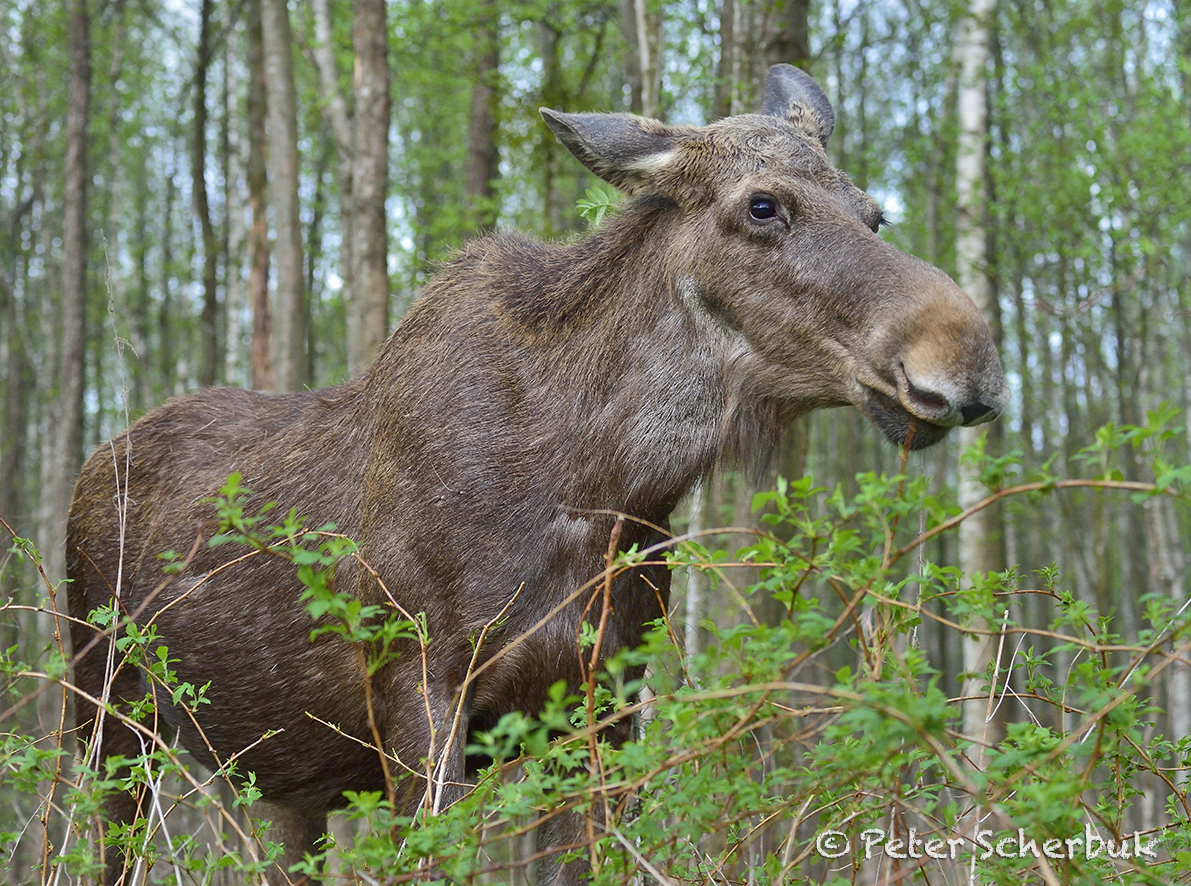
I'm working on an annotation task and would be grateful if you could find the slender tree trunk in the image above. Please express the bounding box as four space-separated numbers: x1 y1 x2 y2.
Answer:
954 0 1003 766
761 0 809 71
0 272 29 544
1171 7 1191 785
714 0 737 120
306 140 330 382
682 478 713 664
309 0 390 377
225 32 247 387
246 0 273 391
349 0 390 375
466 0 501 230
261 0 306 392
309 0 355 347
132 140 153 411
622 0 662 118
1166 282 1191 785
158 151 178 396
195 0 220 387
41 0 91 585
101 0 146 415
538 19 567 236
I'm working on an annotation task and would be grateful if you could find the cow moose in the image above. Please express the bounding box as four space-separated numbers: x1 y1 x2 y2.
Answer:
67 65 1007 884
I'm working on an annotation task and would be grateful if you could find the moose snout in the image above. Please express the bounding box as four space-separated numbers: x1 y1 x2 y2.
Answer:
892 300 1009 434
898 361 1004 429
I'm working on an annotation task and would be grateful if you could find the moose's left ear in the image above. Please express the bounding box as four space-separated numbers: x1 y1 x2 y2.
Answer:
763 64 835 148
540 109 681 195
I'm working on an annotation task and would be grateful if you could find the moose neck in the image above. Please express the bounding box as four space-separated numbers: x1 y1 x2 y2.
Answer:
522 198 779 524
363 196 783 532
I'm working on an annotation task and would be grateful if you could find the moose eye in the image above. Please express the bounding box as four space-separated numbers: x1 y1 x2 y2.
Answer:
748 195 780 222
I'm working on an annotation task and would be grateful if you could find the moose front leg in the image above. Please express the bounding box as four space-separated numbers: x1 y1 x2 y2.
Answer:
259 802 328 886
379 669 473 816
427 681 474 815
535 705 639 886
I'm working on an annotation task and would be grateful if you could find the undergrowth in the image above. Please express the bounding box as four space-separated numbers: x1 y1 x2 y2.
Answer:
2 412 1191 884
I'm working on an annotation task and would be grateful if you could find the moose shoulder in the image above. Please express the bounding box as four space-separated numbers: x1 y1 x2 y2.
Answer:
67 65 1006 885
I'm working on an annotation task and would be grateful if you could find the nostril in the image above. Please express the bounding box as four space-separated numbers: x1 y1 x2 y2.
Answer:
903 375 950 414
960 401 996 426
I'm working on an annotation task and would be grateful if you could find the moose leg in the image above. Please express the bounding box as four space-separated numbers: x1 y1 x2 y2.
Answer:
72 630 150 885
94 727 146 886
534 711 637 886
536 812 591 886
259 802 327 886
428 681 475 814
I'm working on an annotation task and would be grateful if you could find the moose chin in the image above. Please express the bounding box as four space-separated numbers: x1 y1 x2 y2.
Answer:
67 64 1006 885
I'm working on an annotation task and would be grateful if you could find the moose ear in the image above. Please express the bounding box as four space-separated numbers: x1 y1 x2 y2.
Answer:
540 109 680 195
762 64 835 148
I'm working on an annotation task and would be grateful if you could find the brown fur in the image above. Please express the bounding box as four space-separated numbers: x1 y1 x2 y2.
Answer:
67 66 1005 884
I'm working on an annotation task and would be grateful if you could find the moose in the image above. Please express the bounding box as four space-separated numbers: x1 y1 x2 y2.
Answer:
67 65 1006 884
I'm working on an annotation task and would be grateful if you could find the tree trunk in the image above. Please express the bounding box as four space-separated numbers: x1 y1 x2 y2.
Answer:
538 19 567 236
954 0 1003 766
246 0 273 392
307 138 330 382
349 0 391 376
132 138 153 411
194 0 220 387
101 0 147 413
1171 3 1191 786
0 272 29 551
309 0 390 377
310 0 356 356
225 30 248 386
158 150 179 396
621 0 662 118
41 0 91 585
682 478 713 664
261 0 307 392
714 0 737 120
761 0 809 71
466 0 501 230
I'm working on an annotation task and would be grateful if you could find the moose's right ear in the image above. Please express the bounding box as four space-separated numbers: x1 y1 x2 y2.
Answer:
762 64 835 148
540 109 681 195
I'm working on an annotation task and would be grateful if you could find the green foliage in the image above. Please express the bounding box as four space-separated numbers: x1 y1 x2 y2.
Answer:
3 424 1188 882
576 184 622 226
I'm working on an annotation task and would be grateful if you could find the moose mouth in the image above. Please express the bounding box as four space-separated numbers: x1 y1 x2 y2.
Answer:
856 386 952 451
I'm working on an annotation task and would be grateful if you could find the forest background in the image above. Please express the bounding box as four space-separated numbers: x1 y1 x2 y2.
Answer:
2 0 1191 882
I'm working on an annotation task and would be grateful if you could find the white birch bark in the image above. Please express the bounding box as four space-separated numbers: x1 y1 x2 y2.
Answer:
954 0 1002 766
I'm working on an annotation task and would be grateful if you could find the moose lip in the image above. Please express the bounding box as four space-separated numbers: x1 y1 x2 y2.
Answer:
857 387 951 451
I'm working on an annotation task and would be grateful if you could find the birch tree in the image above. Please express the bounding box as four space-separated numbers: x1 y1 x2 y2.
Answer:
622 0 662 117
466 0 501 230
350 0 391 375
954 0 1003 763
40 0 91 585
309 0 390 377
246 0 274 391
194 0 220 387
261 0 306 392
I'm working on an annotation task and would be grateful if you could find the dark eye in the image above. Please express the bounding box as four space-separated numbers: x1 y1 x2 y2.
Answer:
748 195 779 222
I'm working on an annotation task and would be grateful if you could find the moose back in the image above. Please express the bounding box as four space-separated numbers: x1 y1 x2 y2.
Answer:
67 65 1006 884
